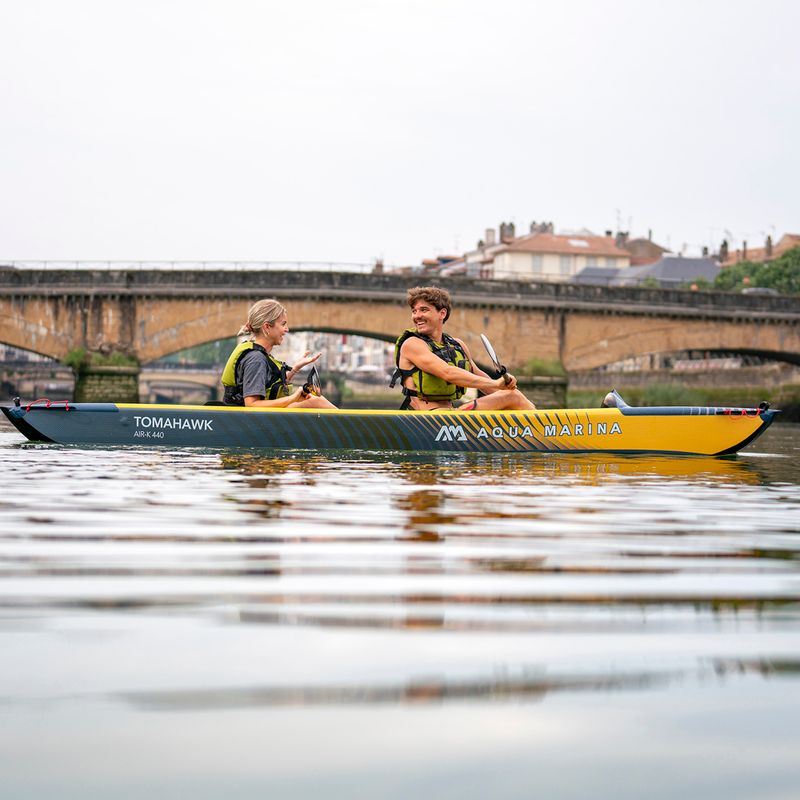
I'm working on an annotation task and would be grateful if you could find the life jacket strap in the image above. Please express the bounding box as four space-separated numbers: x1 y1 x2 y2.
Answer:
401 387 455 402
389 367 414 388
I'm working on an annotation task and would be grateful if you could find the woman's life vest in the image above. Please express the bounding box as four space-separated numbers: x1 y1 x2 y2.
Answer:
389 329 472 409
221 341 293 405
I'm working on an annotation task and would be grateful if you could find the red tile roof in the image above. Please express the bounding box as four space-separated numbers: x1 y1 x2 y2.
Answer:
501 232 630 258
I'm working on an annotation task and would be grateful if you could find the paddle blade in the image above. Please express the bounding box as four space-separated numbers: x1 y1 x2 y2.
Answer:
301 366 322 397
309 366 321 395
480 333 511 384
480 334 501 370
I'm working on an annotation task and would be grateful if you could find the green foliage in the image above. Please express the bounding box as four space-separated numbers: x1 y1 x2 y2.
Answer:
64 347 88 371
91 352 138 367
63 347 138 372
762 247 800 294
691 276 712 290
567 383 786 410
525 357 566 376
638 277 661 289
714 246 800 294
640 383 706 406
158 338 237 365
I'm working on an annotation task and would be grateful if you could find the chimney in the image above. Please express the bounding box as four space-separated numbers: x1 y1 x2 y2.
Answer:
604 230 612 237
529 220 537 233
615 231 628 247
499 222 515 243
766 235 773 258
743 240 748 260
485 228 496 246
648 229 652 241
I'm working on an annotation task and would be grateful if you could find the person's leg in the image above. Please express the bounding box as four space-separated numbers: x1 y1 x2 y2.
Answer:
294 395 337 409
460 389 535 411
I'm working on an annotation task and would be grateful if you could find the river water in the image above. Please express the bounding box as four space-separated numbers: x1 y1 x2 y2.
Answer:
1 417 799 799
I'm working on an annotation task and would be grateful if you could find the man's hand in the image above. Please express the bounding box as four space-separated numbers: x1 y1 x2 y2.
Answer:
495 373 518 391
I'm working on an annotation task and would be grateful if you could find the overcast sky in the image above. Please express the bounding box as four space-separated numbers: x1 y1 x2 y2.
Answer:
1 0 798 265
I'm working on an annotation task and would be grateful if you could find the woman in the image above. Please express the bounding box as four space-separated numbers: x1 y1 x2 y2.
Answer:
221 299 336 408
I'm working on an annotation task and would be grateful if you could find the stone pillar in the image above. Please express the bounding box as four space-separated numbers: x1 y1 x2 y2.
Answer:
516 375 568 408
74 365 140 403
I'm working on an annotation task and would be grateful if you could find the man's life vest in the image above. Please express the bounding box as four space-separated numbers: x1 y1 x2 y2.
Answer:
389 329 471 409
221 341 293 405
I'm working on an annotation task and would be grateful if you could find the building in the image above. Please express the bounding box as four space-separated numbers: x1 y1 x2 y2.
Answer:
574 255 720 288
720 233 800 266
275 332 394 379
619 234 670 266
450 222 631 281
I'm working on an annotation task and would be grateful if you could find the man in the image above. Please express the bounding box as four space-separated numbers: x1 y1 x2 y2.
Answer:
391 286 536 411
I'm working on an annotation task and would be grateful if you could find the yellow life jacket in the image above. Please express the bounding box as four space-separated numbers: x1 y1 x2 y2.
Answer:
221 341 293 405
390 329 471 409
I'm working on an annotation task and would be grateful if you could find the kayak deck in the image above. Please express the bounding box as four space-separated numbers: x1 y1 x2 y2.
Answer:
0 397 778 456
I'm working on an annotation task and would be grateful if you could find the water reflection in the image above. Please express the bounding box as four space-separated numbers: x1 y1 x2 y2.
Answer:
119 655 800 712
219 450 764 486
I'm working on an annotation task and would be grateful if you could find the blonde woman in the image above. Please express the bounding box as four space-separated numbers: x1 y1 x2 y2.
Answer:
221 299 336 408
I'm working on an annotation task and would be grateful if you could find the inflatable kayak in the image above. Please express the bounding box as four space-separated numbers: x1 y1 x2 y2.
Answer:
0 393 777 455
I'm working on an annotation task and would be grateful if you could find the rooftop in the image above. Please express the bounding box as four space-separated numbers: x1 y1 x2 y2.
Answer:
502 232 630 258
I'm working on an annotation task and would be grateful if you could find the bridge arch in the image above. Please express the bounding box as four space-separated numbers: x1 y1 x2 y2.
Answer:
562 313 800 371
138 297 411 363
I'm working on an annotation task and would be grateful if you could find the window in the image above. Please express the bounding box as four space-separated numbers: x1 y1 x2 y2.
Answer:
531 254 543 273
559 255 572 275
606 257 616 267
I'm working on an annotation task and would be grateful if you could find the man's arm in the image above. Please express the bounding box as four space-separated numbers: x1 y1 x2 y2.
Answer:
453 337 491 380
400 337 509 393
453 337 518 392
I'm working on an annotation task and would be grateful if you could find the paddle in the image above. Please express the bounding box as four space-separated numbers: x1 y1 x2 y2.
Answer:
302 365 322 396
480 334 512 385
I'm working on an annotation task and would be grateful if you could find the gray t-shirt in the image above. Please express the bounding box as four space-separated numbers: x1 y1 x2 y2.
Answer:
241 351 272 400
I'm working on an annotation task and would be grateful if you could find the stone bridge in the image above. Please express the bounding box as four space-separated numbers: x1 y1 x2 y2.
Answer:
1 269 799 373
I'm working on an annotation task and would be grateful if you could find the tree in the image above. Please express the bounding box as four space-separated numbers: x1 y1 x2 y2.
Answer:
714 246 800 294
759 247 800 294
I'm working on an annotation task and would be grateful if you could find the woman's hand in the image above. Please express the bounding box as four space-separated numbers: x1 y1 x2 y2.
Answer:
285 386 310 405
294 351 321 371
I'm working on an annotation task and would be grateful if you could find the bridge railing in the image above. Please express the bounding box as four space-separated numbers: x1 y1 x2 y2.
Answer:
1 260 382 273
